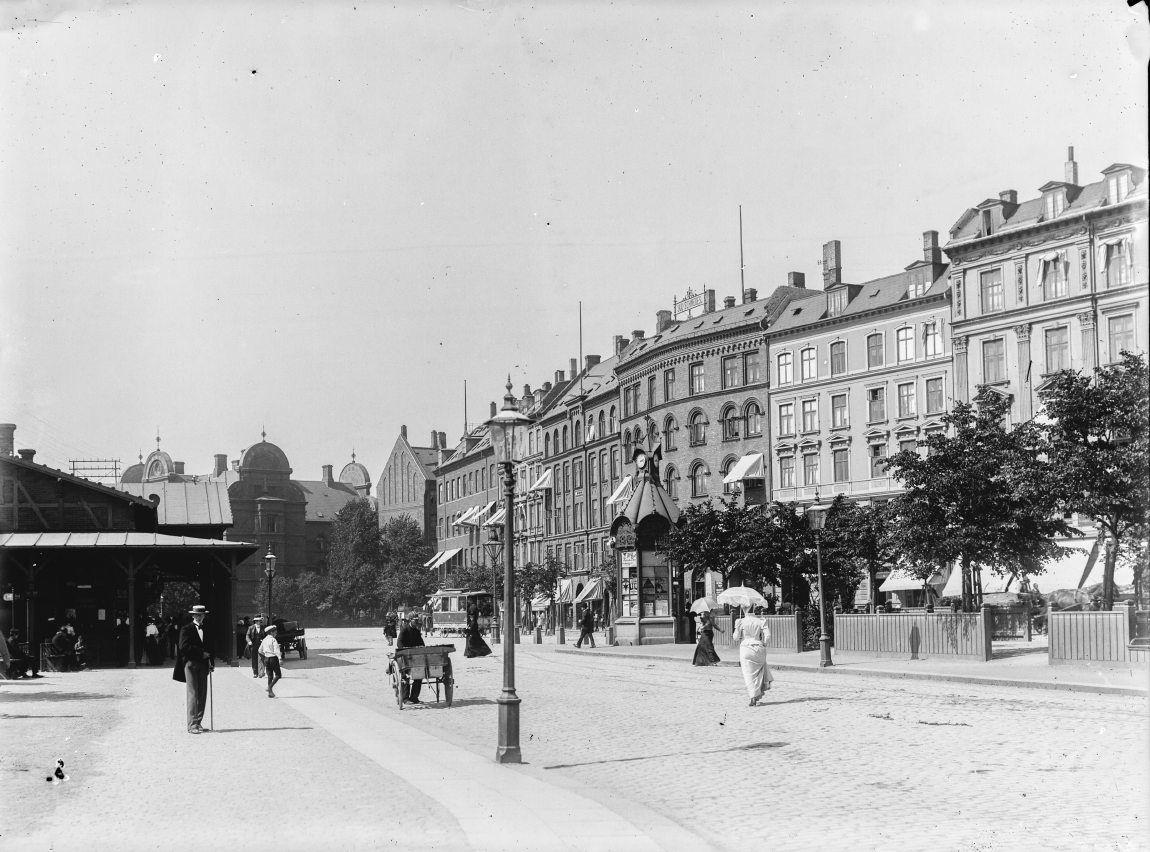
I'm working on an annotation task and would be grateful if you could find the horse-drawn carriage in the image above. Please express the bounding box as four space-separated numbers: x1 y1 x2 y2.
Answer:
272 618 308 659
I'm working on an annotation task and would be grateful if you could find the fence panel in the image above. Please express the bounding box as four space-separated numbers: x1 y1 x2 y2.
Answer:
833 611 990 660
1049 609 1133 664
708 612 802 653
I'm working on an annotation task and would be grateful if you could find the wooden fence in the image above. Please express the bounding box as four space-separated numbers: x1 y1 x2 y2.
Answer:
1048 603 1148 665
710 611 803 653
833 609 992 660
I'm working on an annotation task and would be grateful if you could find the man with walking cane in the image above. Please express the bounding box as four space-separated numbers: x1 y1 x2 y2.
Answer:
172 605 215 734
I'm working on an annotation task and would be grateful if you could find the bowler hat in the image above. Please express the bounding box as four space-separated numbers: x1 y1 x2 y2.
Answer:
188 605 209 615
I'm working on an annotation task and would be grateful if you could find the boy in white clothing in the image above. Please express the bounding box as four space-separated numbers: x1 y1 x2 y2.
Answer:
258 624 282 698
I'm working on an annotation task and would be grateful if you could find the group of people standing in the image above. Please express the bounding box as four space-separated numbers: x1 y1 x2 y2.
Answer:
692 607 775 706
242 616 283 698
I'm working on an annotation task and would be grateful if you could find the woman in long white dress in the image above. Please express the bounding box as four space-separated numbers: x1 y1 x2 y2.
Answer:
732 607 774 705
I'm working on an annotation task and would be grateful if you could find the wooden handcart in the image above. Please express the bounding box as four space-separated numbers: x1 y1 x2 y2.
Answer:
388 644 455 709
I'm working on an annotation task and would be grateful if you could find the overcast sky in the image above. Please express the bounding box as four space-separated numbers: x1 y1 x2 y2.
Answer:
1 0 1146 484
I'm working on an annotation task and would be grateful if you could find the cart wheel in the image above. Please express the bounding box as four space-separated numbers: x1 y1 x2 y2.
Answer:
444 676 453 708
393 672 406 710
298 641 308 660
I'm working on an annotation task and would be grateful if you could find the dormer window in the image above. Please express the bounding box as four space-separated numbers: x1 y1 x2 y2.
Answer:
907 269 930 299
1044 191 1066 220
1107 172 1132 204
827 288 848 317
980 209 993 236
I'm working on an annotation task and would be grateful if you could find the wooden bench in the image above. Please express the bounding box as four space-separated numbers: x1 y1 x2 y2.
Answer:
40 641 70 672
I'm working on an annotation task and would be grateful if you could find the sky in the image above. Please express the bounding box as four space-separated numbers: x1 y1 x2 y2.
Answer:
1 0 1146 484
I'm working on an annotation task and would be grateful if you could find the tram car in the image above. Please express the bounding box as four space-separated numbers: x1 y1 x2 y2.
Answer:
429 589 494 636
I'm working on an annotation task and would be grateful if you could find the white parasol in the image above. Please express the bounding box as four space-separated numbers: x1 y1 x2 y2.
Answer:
716 586 769 610
689 596 720 614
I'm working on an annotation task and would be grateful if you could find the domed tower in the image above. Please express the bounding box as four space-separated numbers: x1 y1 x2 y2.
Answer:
339 451 372 499
238 430 293 485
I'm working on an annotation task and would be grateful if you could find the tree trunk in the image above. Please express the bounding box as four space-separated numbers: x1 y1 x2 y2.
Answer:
960 555 973 613
1102 532 1118 611
868 563 878 614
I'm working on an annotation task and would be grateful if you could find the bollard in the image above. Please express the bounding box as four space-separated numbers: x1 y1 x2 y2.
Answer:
513 626 520 644
534 625 542 644
557 624 565 645
492 623 501 644
606 625 615 646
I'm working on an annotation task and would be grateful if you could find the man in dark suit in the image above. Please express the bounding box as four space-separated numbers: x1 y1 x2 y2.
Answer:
395 612 426 704
173 605 214 733
575 607 596 648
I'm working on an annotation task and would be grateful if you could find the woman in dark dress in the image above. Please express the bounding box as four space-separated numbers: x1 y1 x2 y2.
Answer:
463 603 492 658
692 610 721 666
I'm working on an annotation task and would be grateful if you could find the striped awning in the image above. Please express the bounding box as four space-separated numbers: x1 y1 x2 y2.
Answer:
722 453 765 484
605 475 633 506
574 576 605 604
483 507 507 527
423 551 443 567
529 469 553 492
427 548 463 570
530 594 552 611
455 506 483 526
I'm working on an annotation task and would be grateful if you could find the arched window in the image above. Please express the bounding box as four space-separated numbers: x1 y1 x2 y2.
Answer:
609 406 617 433
574 420 582 447
800 347 817 381
528 431 535 455
598 411 606 438
689 410 708 446
634 426 644 450
544 433 551 457
721 403 740 440
721 455 739 494
663 465 680 500
562 425 569 451
777 352 794 385
623 429 632 459
663 414 678 452
553 430 560 455
744 400 763 436
689 461 710 497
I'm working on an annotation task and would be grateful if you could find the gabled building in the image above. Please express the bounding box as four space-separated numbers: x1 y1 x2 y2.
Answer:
376 425 442 548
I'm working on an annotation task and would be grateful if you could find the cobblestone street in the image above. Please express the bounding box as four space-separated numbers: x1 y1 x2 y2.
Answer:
298 629 1147 850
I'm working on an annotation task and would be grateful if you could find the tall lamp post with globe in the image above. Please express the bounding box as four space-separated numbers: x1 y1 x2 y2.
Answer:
484 528 503 644
803 501 833 668
263 547 277 625
484 377 535 764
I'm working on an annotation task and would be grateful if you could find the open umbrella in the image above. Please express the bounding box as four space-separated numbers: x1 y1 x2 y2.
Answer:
716 586 769 610
689 596 719 614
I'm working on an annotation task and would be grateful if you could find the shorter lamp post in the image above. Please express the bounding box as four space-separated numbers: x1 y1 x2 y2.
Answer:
484 377 535 764
484 529 502 644
804 503 833 668
263 547 277 624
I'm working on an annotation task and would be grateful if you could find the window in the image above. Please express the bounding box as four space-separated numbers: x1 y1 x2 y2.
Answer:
721 404 740 440
689 462 710 497
623 430 632 459
982 339 1006 383
588 457 597 487
598 411 606 438
562 425 569 451
721 457 738 494
980 208 993 236
866 334 884 368
574 420 582 447
563 462 571 493
664 415 677 451
648 375 657 410
573 459 583 489
802 454 819 486
1109 314 1135 361
832 449 849 483
586 415 595 442
778 403 795 436
907 270 930 299
923 322 942 358
831 394 848 428
633 425 644 449
1108 172 1132 204
744 401 763 436
664 466 679 500
869 444 888 477
610 447 619 480
980 268 1004 312
689 411 707 445
899 438 918 454
689 362 705 395
1106 241 1131 287
897 382 917 418
1044 191 1065 220
1042 256 1068 300
868 387 886 422
800 348 816 381
623 385 639 417
830 341 846 376
664 369 676 401
723 355 741 389
743 350 761 384
801 399 818 432
778 456 795 488
827 288 847 317
925 378 944 413
777 352 793 385
1044 326 1069 373
609 407 617 432
896 327 914 362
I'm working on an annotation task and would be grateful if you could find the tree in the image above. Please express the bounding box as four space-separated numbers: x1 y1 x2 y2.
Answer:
326 499 385 619
516 556 564 628
1034 352 1150 609
376 515 436 612
664 497 778 589
884 389 1074 611
589 553 618 621
820 496 896 613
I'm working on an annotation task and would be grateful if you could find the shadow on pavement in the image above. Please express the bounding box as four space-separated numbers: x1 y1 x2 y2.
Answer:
1 714 85 719
544 740 789 770
757 695 841 707
423 697 495 709
0 691 117 703
301 648 366 655
281 654 360 670
209 726 315 733
992 645 1047 660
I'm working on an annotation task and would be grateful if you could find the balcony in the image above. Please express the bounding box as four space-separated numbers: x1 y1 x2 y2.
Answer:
773 476 900 502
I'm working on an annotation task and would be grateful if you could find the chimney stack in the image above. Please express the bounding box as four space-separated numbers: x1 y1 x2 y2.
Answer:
631 329 645 342
438 431 447 448
174 461 185 475
542 380 553 393
322 464 334 485
703 290 716 313
998 190 1017 205
17 448 35 463
555 369 566 384
788 272 806 289
522 384 536 409
614 334 627 355
655 310 672 332
585 354 601 370
923 230 942 264
723 296 736 309
0 423 14 457
570 357 578 377
214 454 228 476
400 424 408 440
1065 145 1078 185
743 288 758 304
490 401 497 418
822 240 842 288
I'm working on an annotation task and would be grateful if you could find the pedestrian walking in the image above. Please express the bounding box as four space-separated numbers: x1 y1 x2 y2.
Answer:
692 610 721 666
463 603 491 658
173 604 215 733
575 607 596 648
383 610 397 647
259 623 282 698
732 607 773 705
246 616 265 678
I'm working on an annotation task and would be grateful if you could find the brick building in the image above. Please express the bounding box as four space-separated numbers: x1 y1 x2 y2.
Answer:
376 425 443 548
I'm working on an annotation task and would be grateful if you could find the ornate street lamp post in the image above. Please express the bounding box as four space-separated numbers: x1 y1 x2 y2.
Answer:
484 528 503 644
804 502 833 668
263 547 277 624
484 377 535 764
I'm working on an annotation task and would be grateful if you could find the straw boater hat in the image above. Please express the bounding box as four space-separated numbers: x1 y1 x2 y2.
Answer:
265 624 278 632
189 605 209 616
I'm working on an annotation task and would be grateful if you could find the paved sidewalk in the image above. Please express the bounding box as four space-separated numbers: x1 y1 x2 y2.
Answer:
555 642 1150 696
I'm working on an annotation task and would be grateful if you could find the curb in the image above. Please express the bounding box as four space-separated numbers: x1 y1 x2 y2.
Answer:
554 647 1149 698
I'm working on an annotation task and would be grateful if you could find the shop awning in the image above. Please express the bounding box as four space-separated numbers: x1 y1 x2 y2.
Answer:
530 594 552 611
529 469 553 492
458 501 496 527
557 578 574 604
722 453 765 484
879 571 928 592
423 551 443 567
427 548 462 570
574 576 605 604
455 506 482 526
484 507 507 527
605 475 633 506
1026 541 1134 592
